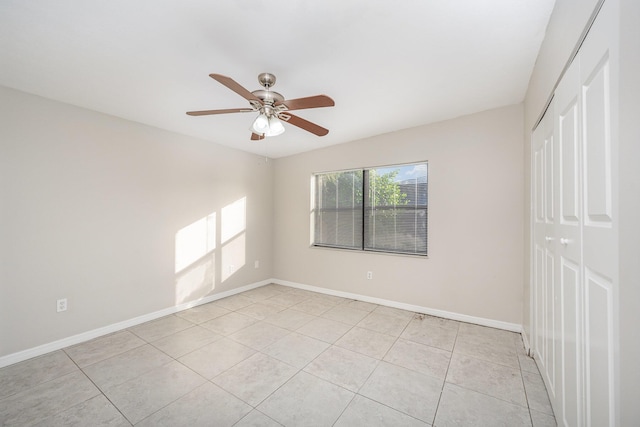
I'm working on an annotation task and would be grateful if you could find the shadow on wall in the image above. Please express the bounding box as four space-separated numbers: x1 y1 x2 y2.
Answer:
173 197 247 305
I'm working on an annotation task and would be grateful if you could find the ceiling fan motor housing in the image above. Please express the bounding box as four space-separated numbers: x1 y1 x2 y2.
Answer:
257 72 276 89
251 89 284 106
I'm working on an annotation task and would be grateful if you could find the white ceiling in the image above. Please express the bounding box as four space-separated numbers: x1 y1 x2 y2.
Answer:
0 0 555 158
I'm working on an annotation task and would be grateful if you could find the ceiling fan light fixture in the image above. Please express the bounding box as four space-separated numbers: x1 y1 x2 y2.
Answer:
266 116 285 137
251 113 269 134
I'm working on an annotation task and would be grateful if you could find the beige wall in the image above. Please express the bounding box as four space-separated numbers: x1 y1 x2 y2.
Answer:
273 104 524 325
0 86 274 357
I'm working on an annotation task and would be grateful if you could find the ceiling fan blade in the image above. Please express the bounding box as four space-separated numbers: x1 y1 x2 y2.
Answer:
274 95 335 111
250 133 265 141
210 74 262 103
186 108 253 116
280 113 329 136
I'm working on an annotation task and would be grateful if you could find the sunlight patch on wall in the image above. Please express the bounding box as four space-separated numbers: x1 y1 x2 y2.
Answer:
219 197 247 283
174 197 247 297
221 233 246 283
221 197 246 244
174 255 215 304
175 212 216 273
174 211 217 305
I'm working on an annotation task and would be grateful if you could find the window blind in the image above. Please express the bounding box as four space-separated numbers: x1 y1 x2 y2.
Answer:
313 163 427 256
364 166 428 255
314 170 363 250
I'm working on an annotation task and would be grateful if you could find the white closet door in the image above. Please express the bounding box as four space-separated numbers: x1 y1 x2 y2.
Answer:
579 1 618 425
531 1 618 425
532 103 558 404
532 113 545 366
554 57 584 427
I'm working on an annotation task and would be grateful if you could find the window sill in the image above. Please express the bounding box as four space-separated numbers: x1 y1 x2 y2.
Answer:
310 244 428 259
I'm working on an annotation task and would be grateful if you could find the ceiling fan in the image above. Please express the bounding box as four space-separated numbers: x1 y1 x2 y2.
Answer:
187 73 335 140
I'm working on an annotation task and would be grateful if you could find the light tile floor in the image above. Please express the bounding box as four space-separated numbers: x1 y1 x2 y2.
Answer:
0 284 557 426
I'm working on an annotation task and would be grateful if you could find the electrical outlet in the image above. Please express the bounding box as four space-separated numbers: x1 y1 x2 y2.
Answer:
367 271 373 280
254 260 260 269
57 298 67 312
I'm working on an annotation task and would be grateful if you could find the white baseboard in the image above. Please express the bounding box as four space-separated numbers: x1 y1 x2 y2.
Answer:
0 279 271 369
273 279 523 333
1 277 524 369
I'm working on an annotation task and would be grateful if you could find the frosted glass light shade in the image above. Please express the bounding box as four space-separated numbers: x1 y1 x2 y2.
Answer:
266 116 285 136
251 114 269 133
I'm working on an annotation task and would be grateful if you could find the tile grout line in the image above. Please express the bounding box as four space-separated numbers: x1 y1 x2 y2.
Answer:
232 408 283 427
207 291 312 413
250 297 381 425
0 351 75 403
62 348 135 426
442 329 541 413
133 358 212 425
430 319 461 426
162 297 283 420
514 334 537 426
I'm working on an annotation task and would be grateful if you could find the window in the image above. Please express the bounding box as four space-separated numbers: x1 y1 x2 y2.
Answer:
313 162 428 256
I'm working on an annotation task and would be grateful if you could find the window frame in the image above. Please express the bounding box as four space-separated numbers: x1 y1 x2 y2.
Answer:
311 161 428 257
